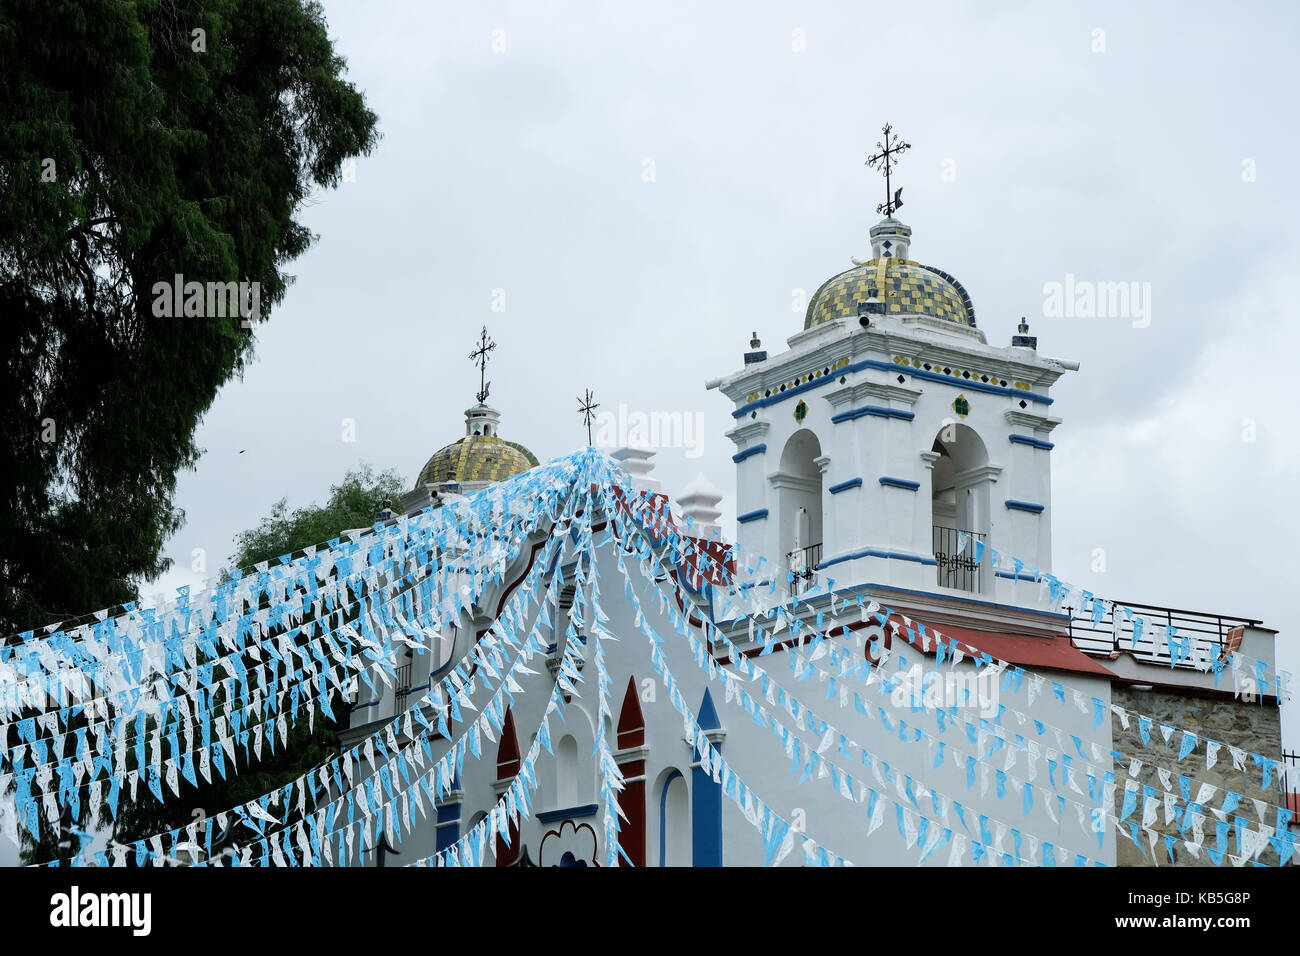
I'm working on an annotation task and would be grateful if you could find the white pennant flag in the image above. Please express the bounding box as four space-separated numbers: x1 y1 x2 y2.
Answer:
948 833 968 867
1205 740 1221 771
1142 794 1158 829
902 806 919 850
1227 745 1247 771
867 796 885 837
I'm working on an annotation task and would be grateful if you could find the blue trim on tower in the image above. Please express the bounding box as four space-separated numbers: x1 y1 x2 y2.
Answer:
537 804 599 823
830 404 915 424
731 444 767 463
878 477 921 492
1009 434 1055 450
736 509 769 524
996 570 1040 581
692 690 724 867
435 797 462 855
1005 499 1045 514
733 358 1053 418
828 477 863 494
819 548 937 569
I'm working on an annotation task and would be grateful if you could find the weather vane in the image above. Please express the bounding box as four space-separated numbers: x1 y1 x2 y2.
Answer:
865 122 910 217
577 388 599 446
469 325 496 404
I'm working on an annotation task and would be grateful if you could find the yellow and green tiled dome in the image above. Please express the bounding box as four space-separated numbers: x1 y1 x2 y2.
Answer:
417 434 538 486
804 257 976 329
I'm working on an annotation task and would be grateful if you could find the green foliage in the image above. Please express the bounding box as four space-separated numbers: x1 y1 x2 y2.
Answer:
229 464 408 571
0 0 379 637
0 0 379 861
100 463 406 858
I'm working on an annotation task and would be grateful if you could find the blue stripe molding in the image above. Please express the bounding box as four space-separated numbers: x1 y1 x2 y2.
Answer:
1009 434 1055 450
878 476 920 492
733 358 1053 418
819 548 937 569
736 508 769 524
731 444 767 463
537 804 599 823
831 405 915 425
828 477 862 494
1004 499 1045 514
996 570 1040 581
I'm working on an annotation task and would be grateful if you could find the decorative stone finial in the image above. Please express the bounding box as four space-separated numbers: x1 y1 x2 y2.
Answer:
611 446 662 493
1011 316 1037 350
677 473 724 537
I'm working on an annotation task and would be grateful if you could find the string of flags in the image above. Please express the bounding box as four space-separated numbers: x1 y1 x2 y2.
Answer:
0 448 1291 867
626 490 1290 798
595 482 1295 866
1 460 588 860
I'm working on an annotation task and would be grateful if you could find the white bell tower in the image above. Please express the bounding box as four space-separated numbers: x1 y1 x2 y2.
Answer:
710 211 1077 610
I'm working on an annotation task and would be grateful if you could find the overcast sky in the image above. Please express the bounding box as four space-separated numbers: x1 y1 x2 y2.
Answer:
148 2 1296 750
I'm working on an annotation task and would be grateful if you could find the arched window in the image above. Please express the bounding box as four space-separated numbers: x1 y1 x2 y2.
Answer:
616 677 647 866
658 770 690 866
465 809 488 857
495 708 522 867
930 423 991 593
429 623 456 678
775 429 824 589
556 735 579 808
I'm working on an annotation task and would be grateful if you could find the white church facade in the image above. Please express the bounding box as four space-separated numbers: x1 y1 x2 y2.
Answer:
341 207 1285 868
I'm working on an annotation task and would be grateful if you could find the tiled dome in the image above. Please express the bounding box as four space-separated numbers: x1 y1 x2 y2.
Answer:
805 257 975 329
416 434 538 486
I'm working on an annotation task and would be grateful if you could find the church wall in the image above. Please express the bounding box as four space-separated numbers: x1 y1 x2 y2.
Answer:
1109 685 1282 867
340 520 1139 867
590 549 1116 867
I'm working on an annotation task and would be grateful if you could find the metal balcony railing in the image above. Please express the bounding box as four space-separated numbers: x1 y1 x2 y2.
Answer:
1066 600 1262 670
393 662 413 714
933 525 984 593
787 543 823 595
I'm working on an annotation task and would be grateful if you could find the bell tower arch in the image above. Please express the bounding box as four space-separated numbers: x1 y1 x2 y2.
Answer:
713 206 1072 609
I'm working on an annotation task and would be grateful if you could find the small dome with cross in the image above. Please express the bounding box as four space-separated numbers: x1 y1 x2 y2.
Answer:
416 404 538 487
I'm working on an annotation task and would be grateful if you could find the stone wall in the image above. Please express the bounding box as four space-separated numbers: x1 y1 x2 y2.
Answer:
1111 686 1284 867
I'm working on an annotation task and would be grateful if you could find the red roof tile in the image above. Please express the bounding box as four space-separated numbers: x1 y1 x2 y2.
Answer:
886 616 1116 679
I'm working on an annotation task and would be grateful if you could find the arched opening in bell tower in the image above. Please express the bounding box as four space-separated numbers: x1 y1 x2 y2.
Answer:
930 423 992 593
776 429 823 588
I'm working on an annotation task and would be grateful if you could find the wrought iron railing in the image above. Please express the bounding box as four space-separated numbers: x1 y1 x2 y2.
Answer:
933 526 983 593
787 543 823 595
1281 752 1300 818
393 662 413 714
1066 600 1262 670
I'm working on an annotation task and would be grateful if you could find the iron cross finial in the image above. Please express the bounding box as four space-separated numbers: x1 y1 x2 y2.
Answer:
577 388 599 446
865 122 911 217
469 325 496 405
